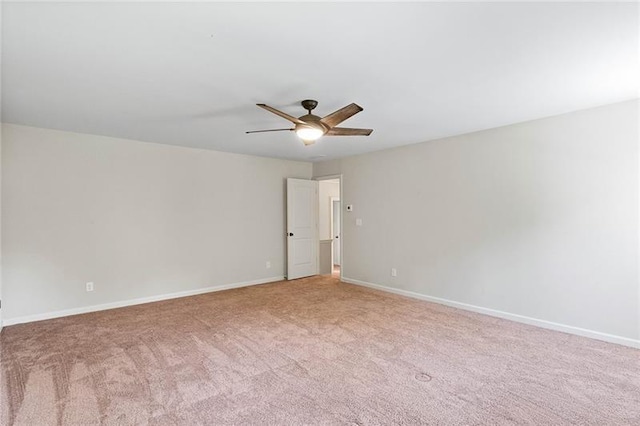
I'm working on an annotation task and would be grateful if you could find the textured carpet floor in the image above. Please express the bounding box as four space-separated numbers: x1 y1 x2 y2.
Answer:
1 275 639 425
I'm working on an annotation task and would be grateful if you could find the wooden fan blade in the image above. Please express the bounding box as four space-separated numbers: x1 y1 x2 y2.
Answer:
321 103 363 128
257 104 306 125
326 127 373 136
246 128 293 134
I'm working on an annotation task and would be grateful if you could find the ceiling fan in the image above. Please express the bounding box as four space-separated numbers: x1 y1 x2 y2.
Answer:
247 99 373 146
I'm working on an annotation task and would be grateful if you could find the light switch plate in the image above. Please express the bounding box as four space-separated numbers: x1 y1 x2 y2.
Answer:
356 218 363 226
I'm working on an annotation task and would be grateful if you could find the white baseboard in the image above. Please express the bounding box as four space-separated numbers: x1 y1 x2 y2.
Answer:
341 277 640 349
3 276 284 327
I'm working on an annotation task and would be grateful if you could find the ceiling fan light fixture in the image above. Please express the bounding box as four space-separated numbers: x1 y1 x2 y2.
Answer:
249 100 372 144
295 126 324 142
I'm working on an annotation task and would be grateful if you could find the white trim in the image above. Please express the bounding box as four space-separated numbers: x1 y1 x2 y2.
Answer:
341 277 640 349
314 174 342 182
329 196 340 268
3 276 284 327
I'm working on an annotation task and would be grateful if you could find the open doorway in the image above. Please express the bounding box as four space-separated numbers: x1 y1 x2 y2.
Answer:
316 176 342 280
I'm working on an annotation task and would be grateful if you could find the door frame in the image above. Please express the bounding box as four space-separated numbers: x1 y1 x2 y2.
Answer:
315 174 343 281
330 196 340 268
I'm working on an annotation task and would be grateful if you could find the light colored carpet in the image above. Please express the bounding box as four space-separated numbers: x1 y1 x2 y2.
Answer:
1 275 639 425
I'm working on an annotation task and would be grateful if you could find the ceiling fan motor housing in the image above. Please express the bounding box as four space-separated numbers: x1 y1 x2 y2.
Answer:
297 114 329 133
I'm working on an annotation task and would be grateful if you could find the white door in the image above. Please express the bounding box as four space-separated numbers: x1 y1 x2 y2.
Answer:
287 178 319 280
332 200 341 266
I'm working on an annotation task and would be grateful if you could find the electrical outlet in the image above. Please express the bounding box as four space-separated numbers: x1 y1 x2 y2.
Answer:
391 268 397 277
356 218 363 226
86 282 94 292
266 261 271 269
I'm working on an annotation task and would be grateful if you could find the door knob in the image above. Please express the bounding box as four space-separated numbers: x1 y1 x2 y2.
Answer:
335 236 339 238
288 232 294 236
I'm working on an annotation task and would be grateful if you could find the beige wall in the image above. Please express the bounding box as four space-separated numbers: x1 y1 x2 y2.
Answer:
314 100 640 343
2 124 311 321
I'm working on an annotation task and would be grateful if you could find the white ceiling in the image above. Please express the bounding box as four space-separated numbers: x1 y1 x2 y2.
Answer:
2 2 638 162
